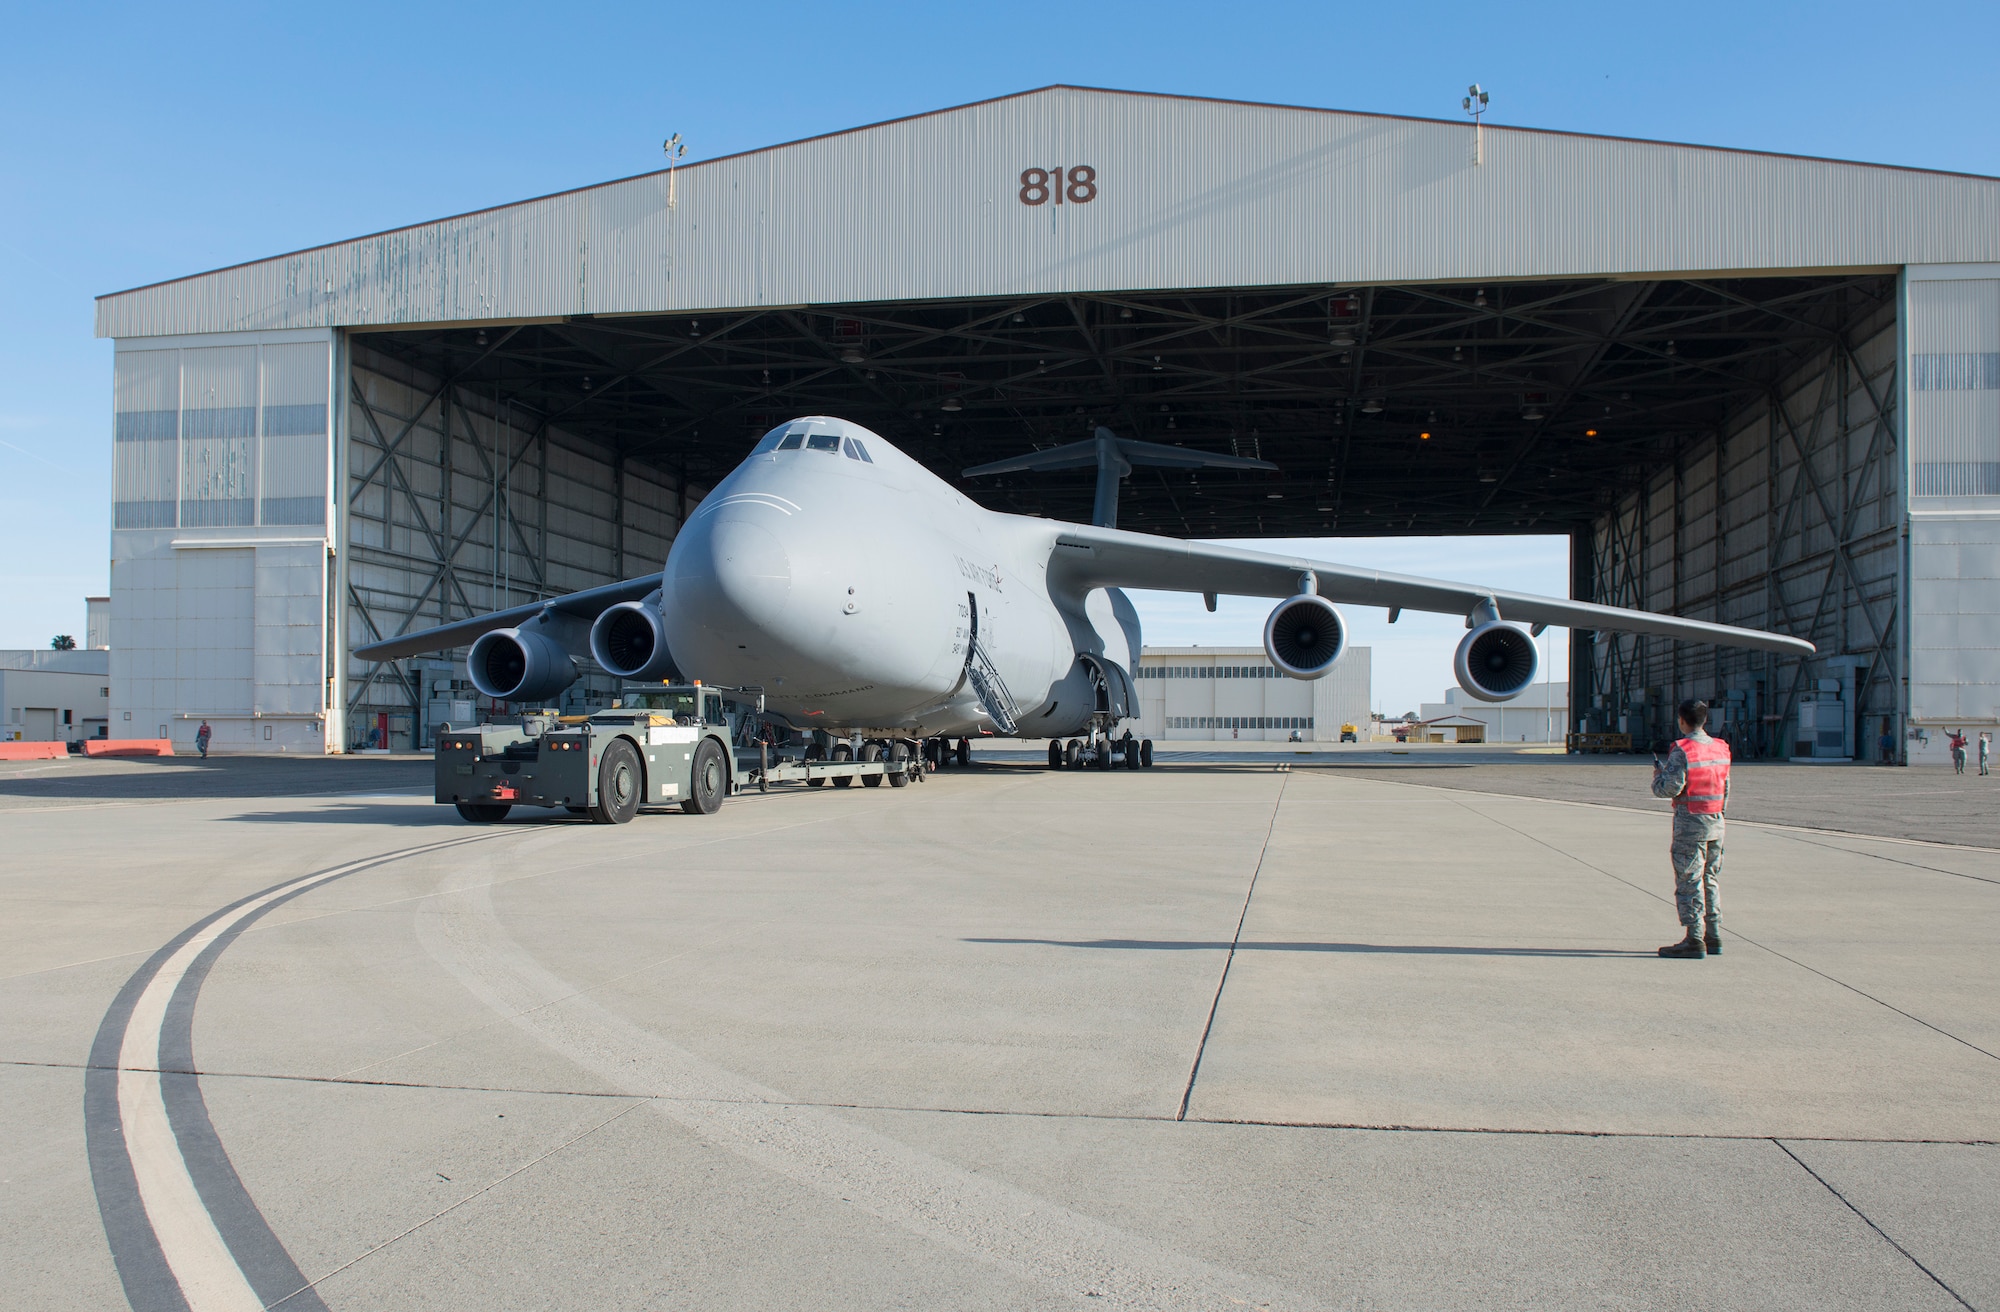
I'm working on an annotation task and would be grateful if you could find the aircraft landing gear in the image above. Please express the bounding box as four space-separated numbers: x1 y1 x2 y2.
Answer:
1048 740 1063 770
1064 739 1082 769
1140 738 1154 768
830 741 855 788
956 737 971 767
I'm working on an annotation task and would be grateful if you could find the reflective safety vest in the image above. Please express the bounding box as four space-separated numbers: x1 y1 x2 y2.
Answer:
1676 735 1730 815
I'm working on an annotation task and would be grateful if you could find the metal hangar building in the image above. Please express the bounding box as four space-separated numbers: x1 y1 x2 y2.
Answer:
94 86 2000 759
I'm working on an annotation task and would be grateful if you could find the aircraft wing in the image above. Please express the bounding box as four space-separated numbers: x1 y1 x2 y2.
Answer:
1045 523 1815 657
350 573 663 663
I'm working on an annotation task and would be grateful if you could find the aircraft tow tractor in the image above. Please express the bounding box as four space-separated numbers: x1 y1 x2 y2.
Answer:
434 684 919 824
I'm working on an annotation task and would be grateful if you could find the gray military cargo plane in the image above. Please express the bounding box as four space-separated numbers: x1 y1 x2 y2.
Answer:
355 416 1813 762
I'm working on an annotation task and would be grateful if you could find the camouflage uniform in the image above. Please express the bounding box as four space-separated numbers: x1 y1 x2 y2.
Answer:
1652 729 1726 938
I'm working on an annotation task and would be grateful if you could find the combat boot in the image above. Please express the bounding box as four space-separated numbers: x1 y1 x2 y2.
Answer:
1704 923 1721 955
1658 932 1706 959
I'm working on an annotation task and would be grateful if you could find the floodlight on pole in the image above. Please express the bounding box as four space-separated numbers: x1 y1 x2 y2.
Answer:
662 132 687 207
1461 84 1490 165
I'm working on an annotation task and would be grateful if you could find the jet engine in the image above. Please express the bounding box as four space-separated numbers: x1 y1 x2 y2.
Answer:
1263 594 1347 679
1454 621 1539 702
467 626 580 703
588 601 680 682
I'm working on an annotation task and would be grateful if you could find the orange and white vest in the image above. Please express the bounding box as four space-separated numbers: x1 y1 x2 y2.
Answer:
1676 735 1730 815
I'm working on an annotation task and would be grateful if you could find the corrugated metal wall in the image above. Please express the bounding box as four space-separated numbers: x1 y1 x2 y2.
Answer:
341 342 704 749
97 88 2000 340
1581 305 1902 757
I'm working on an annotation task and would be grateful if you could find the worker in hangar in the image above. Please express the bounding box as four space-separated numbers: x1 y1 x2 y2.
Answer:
1651 699 1730 959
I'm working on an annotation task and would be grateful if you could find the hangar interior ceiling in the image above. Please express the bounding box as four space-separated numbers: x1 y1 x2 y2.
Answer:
358 273 1895 538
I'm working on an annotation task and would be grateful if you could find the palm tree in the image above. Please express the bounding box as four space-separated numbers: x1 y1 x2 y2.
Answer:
50 635 76 651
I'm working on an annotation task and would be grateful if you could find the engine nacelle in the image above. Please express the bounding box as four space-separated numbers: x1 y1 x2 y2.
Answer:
589 601 681 681
1263 594 1347 679
1454 621 1539 702
467 627 580 703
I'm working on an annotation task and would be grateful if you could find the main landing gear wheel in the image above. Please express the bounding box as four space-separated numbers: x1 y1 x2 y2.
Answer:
888 740 912 787
860 741 885 787
1048 740 1064 770
805 742 827 787
589 739 642 824
1064 739 1082 769
1140 739 1154 768
682 737 727 815
455 802 510 824
955 738 971 767
831 742 856 788
1094 740 1113 770
1124 734 1141 769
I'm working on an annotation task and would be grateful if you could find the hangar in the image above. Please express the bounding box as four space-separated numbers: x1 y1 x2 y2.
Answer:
94 85 2000 759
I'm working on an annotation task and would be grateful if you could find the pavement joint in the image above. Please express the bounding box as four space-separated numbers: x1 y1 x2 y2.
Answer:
1329 774 2000 1066
12 1060 1995 1146
1176 774 1288 1121
1772 1138 1979 1311
267 1098 652 1308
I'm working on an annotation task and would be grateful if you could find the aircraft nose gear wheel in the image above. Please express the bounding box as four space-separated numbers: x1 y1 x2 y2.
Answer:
1141 739 1154 768
1063 739 1082 769
831 742 856 788
455 802 510 824
860 741 885 787
956 738 971 767
682 738 727 815
804 742 827 787
589 739 643 824
1048 739 1063 770
888 740 913 787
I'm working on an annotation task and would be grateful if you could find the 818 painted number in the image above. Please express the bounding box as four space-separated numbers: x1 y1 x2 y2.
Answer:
1019 165 1097 206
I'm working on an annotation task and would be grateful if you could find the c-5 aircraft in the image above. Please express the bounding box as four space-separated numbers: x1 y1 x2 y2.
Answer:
355 416 1813 765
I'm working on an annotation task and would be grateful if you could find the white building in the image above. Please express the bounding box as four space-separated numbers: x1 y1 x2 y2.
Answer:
1 650 111 743
1136 646 1370 742
1420 682 1569 745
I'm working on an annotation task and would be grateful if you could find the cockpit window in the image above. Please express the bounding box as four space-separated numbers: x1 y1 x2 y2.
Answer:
805 433 842 453
844 438 873 463
775 432 804 450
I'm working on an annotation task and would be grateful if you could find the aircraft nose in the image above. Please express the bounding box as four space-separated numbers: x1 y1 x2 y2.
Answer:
678 513 793 631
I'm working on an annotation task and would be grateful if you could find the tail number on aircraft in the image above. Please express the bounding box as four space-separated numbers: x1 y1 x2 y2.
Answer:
1019 166 1097 206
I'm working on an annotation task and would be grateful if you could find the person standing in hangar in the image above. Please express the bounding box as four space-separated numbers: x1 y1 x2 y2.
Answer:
1651 700 1729 959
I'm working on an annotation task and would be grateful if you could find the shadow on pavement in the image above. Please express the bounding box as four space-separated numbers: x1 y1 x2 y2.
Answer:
0 755 432 805
965 937 1651 958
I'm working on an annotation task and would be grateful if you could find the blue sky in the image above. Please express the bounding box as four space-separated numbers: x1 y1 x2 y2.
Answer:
4 2 1996 711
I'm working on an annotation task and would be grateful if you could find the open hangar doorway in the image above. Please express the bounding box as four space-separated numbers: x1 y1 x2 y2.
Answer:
352 269 1898 757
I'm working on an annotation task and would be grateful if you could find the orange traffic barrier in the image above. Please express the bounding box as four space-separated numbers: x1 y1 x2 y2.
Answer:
83 739 175 758
0 741 65 760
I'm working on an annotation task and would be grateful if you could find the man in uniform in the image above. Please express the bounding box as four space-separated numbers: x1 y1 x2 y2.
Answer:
1651 699 1729 959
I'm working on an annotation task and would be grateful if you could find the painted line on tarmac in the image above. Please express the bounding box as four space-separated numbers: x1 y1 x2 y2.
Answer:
85 834 507 1312
414 870 1309 1312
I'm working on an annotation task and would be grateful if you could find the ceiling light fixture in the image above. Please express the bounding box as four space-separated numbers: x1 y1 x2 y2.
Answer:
475 329 488 347
1119 307 1133 320
1522 405 1545 421
940 396 963 412
1361 397 1384 414
1451 345 1463 362
688 320 701 337
1665 340 1678 357
839 346 865 364
1329 329 1357 348
1474 289 1488 308
1584 428 1599 437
